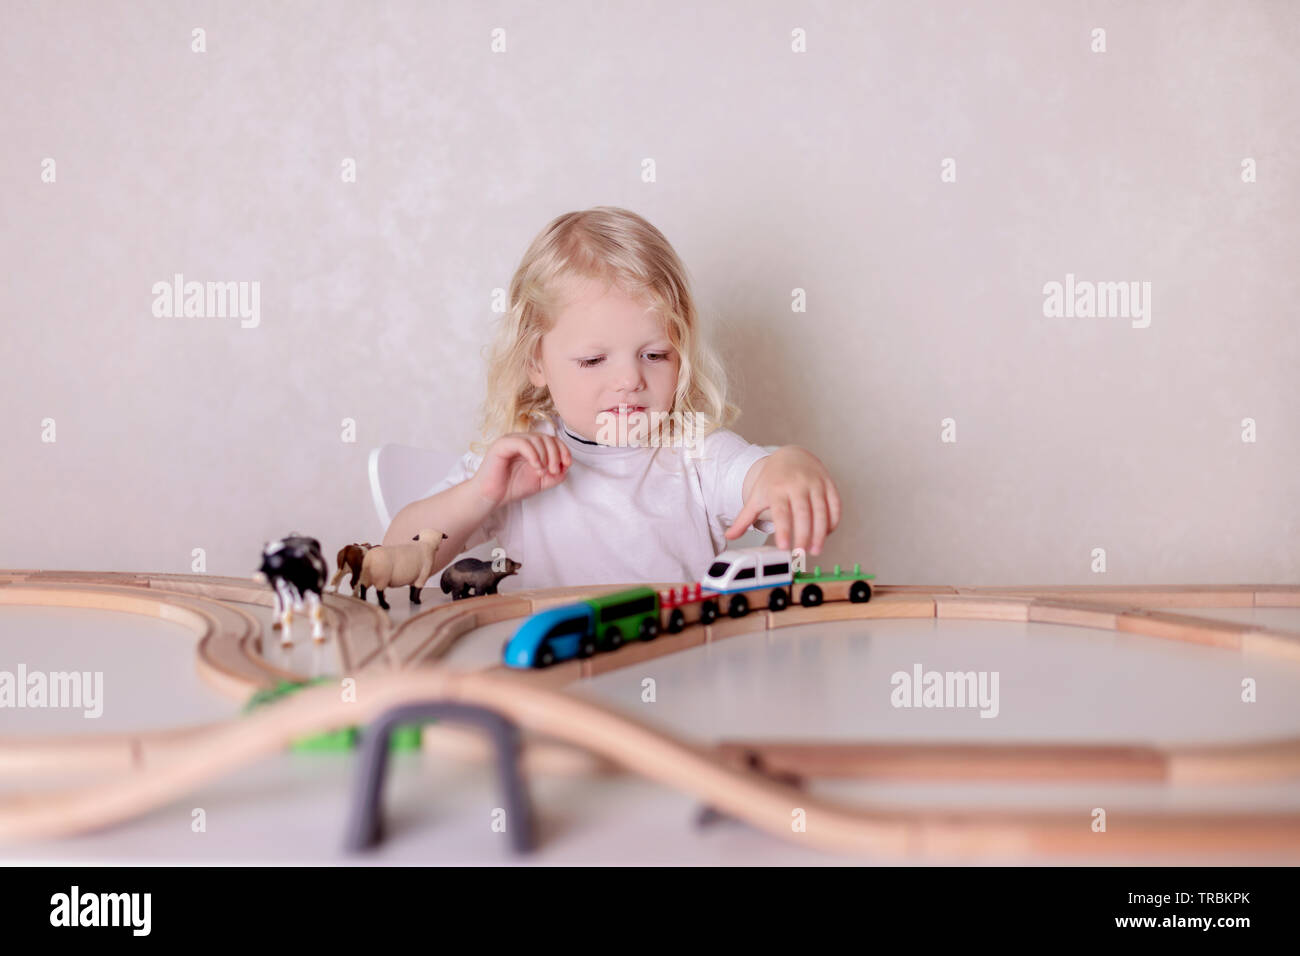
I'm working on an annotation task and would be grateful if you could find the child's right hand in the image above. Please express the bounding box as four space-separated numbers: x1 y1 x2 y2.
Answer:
470 433 572 508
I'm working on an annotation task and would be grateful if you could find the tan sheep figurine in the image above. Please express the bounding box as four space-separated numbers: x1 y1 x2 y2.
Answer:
358 529 448 610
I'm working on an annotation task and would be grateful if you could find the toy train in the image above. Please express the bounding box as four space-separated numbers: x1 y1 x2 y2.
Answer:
503 547 875 669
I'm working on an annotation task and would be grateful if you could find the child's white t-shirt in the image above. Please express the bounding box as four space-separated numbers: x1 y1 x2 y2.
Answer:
425 414 776 591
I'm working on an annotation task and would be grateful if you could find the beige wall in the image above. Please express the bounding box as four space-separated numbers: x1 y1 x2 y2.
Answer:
1 1 1295 585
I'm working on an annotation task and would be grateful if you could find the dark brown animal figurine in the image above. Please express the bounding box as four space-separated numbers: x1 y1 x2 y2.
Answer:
439 557 522 600
329 542 374 596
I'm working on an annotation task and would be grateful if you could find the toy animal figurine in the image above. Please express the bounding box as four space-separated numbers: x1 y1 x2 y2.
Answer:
328 542 374 596
254 533 328 645
358 529 448 610
440 557 522 600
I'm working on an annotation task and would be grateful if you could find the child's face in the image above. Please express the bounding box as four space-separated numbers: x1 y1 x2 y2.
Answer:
527 274 682 442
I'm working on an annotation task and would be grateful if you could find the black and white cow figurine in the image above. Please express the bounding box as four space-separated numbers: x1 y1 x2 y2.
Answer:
255 533 328 645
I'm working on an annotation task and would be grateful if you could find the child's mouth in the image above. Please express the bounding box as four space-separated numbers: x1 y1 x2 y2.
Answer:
602 405 646 414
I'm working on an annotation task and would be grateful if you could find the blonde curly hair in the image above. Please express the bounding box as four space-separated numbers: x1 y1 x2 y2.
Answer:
470 206 738 455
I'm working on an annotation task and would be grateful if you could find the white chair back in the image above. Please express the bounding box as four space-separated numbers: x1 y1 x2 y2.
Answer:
367 443 463 535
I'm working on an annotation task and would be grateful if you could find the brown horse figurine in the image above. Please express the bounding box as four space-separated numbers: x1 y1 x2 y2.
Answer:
328 542 374 597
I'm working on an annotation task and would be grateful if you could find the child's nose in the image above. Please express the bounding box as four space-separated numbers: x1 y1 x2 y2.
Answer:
613 363 645 391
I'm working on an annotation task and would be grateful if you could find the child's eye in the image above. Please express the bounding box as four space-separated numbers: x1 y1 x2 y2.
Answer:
577 352 670 368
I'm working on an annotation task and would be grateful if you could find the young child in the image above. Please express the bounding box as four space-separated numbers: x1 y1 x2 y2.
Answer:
384 207 841 591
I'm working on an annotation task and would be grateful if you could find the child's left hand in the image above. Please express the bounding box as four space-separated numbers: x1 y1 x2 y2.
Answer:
724 446 841 556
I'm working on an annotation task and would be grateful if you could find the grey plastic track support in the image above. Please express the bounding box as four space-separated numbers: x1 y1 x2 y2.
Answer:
344 701 535 855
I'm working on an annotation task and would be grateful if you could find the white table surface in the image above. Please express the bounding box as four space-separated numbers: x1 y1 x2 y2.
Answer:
2 596 1298 866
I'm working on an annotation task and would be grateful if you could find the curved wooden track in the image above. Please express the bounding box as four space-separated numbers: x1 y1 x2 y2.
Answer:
1 570 1299 858
3 667 1300 859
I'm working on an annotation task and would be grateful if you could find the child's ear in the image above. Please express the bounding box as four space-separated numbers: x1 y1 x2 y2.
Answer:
525 355 545 388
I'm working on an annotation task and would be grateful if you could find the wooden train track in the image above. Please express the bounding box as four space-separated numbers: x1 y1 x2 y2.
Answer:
1 570 1298 859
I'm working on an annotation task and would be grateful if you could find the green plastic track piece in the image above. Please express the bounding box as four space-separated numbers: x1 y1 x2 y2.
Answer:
242 676 334 715
244 680 435 752
244 676 353 751
388 723 424 752
290 726 359 752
